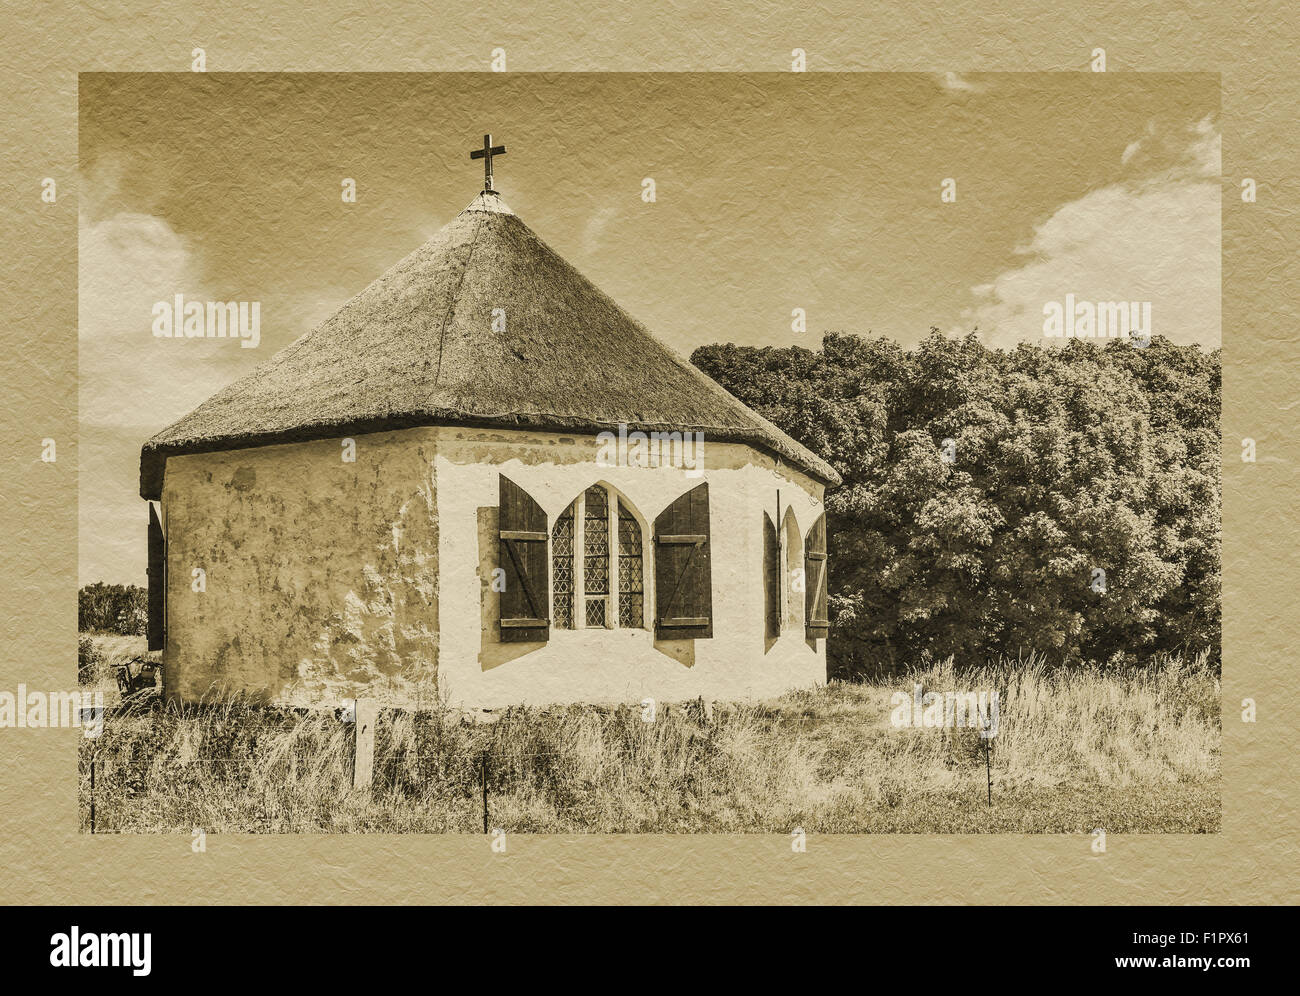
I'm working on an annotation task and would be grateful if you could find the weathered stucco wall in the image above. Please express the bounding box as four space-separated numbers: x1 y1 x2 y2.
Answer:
435 426 826 709
160 430 439 707
159 424 826 710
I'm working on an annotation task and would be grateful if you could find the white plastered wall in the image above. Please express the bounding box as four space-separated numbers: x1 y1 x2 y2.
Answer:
434 425 826 709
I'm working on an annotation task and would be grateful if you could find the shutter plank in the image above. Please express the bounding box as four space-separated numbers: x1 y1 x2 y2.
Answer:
764 512 779 640
147 503 165 651
804 512 830 639
653 482 713 640
499 475 550 643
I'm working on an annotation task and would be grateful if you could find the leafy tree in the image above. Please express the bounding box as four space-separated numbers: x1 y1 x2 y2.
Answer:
79 582 148 635
692 331 1220 675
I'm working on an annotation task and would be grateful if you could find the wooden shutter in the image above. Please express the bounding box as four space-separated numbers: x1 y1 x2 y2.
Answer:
653 482 713 640
804 512 830 639
763 512 780 639
147 502 166 651
498 475 550 642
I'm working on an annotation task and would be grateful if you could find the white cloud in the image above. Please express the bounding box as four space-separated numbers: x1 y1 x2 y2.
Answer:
78 211 238 433
80 212 192 337
1184 115 1221 177
964 120 1220 350
582 205 619 253
78 209 242 584
938 72 981 93
1118 115 1219 178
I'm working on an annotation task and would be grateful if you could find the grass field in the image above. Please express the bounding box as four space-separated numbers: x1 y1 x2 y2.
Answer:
78 634 1220 834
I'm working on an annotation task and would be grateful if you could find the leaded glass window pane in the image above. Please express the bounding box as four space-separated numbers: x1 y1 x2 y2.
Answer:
581 485 610 629
618 499 644 628
552 503 574 630
583 484 609 598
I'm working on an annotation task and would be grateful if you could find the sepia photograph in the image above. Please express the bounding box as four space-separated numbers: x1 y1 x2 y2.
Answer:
73 71 1221 835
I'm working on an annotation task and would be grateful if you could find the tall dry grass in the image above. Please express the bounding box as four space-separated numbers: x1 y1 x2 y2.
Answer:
78 631 158 694
79 638 1219 834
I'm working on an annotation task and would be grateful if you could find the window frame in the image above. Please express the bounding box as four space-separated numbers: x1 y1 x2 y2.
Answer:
781 508 804 633
552 484 651 632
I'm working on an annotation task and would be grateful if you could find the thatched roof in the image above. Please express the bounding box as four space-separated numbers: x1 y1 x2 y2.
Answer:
140 191 841 499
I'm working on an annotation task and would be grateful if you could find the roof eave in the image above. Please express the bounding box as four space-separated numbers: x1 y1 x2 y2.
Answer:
139 413 840 500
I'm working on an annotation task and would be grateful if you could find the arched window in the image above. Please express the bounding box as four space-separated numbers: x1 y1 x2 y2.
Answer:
617 499 644 628
551 485 647 631
782 508 804 631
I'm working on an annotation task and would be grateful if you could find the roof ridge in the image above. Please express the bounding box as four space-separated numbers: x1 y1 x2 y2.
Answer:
429 210 486 392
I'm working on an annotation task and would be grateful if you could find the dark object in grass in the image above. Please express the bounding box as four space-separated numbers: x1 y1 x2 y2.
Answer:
116 657 161 696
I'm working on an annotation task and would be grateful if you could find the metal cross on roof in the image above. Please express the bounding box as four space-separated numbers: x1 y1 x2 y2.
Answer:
470 133 507 192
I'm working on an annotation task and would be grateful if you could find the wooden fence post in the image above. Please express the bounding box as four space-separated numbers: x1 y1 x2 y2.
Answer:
352 698 377 789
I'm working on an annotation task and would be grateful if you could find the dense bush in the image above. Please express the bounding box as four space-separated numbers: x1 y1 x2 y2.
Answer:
77 635 104 684
79 582 147 635
693 331 1220 675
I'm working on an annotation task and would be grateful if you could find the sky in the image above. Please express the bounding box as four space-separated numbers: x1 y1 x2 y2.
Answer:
78 72 1221 585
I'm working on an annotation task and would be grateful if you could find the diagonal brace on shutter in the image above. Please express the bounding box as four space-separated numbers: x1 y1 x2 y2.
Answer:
806 549 830 628
808 557 830 626
656 533 707 625
502 533 548 625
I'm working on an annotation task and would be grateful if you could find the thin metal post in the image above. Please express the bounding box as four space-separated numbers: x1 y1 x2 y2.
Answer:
984 721 993 807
